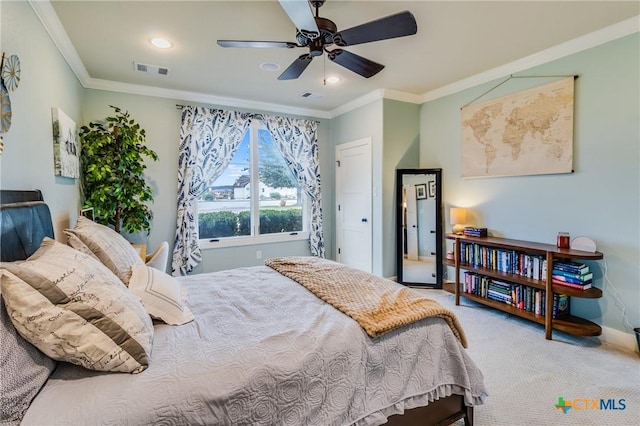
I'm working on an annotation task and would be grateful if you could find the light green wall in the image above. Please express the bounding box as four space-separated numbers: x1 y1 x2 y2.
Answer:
4 2 638 336
420 34 640 334
330 100 384 275
0 1 84 238
382 99 420 277
82 90 331 273
330 99 420 278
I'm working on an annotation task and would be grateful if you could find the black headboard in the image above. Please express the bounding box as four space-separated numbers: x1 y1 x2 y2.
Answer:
0 189 44 204
0 190 54 262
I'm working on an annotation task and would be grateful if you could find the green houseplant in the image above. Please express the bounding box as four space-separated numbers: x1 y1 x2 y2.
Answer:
79 106 159 234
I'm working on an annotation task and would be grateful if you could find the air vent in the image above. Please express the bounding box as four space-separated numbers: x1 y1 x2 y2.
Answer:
299 92 324 100
133 62 170 76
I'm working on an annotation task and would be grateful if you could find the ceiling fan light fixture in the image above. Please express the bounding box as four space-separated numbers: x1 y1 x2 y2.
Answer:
325 75 340 84
150 38 172 49
217 1 417 80
259 62 281 72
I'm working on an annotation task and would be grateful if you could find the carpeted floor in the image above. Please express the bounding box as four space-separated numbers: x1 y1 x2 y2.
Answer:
414 288 640 426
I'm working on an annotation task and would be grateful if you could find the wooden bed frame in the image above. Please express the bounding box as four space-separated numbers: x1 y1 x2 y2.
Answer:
388 395 472 426
0 189 474 426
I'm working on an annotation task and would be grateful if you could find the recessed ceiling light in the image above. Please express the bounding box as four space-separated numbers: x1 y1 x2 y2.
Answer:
260 62 281 72
325 76 341 84
150 38 172 49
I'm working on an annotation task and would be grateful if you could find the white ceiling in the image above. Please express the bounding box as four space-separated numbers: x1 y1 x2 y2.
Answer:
40 1 639 118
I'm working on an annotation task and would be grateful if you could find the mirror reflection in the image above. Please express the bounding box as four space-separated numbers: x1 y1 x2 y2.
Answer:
396 169 442 287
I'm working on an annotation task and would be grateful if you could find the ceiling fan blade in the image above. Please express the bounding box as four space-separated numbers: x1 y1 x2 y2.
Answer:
333 11 417 46
327 49 384 78
217 40 297 49
278 0 319 39
278 54 314 80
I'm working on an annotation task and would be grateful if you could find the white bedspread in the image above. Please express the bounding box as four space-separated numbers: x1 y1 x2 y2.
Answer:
21 266 486 426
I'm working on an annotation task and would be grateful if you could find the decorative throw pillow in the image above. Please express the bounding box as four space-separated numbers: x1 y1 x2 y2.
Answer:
0 294 56 424
0 238 153 374
128 264 194 326
64 216 143 285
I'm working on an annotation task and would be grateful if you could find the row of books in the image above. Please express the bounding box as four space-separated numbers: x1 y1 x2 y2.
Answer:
462 272 570 318
458 242 548 280
552 260 593 290
463 227 488 237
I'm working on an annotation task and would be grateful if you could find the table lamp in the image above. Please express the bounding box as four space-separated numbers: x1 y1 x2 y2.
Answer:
450 207 467 234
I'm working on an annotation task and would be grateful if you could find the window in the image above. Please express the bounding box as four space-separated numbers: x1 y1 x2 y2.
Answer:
197 120 308 247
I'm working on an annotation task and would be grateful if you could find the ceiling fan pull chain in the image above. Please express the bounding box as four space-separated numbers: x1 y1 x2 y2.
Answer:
323 54 326 86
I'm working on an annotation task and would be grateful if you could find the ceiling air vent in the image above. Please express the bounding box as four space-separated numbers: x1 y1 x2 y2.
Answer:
298 92 324 100
134 62 170 76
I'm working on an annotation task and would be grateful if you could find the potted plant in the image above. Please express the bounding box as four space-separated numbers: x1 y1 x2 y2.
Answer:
79 105 159 234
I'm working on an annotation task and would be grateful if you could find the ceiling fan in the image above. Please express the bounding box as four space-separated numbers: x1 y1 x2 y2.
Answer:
217 0 417 80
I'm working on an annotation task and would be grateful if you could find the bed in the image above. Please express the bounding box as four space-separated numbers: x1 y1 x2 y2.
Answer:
0 190 486 426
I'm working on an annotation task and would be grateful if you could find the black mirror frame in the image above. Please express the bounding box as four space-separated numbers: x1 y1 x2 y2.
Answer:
395 168 443 288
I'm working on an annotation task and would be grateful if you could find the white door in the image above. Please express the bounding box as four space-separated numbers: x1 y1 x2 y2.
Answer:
336 138 372 273
404 184 418 260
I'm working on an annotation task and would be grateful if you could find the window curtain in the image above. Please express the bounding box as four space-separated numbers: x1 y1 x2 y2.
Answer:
172 107 252 275
262 115 325 258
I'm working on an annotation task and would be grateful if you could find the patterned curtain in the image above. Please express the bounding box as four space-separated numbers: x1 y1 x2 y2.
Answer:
172 107 252 275
262 115 325 258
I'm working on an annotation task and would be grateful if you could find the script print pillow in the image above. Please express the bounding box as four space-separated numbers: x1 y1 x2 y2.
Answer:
64 216 143 286
0 239 153 374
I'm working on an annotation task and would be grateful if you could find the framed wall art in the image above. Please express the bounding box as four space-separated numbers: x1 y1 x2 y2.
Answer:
428 180 436 198
51 107 79 178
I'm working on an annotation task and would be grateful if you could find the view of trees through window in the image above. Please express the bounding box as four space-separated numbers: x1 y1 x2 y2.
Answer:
198 125 304 240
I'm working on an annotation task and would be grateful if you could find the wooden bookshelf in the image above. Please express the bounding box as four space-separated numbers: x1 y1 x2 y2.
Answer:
446 233 603 340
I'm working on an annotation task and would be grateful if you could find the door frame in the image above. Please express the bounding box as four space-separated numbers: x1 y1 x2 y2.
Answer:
335 138 372 272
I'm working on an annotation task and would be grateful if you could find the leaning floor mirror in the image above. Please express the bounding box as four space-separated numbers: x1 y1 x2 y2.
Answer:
395 168 443 287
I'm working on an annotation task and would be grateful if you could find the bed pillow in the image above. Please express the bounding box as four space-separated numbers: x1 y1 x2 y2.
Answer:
64 216 143 285
128 264 194 326
0 294 56 424
0 238 153 374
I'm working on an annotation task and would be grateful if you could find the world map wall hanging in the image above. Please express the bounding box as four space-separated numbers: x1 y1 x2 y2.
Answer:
460 76 575 178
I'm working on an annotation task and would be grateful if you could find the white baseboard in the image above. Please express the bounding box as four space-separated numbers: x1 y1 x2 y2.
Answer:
599 326 639 355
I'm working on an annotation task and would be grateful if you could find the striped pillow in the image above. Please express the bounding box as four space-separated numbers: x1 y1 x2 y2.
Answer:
129 264 194 326
64 216 143 286
0 239 153 374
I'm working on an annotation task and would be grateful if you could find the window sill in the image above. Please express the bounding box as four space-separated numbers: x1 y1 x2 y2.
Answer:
199 231 309 250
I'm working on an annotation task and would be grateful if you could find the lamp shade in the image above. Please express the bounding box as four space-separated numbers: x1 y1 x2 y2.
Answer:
450 207 467 225
450 207 467 234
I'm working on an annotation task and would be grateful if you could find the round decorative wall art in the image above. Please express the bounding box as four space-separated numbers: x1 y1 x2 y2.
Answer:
0 81 12 133
1 54 21 91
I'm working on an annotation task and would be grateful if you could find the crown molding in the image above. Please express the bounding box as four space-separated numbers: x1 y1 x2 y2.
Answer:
29 0 331 119
85 78 332 119
421 15 640 103
29 0 90 85
30 1 638 118
328 89 385 118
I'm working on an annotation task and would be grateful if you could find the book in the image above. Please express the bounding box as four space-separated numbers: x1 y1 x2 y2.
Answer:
552 269 593 281
552 294 570 318
463 227 488 237
552 272 593 284
552 279 592 290
553 261 590 274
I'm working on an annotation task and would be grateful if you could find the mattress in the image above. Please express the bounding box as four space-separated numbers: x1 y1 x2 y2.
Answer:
21 265 486 426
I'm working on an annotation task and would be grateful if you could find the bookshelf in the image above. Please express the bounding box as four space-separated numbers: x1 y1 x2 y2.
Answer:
445 233 603 339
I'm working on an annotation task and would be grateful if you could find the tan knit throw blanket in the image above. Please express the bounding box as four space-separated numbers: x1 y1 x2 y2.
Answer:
265 256 467 347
